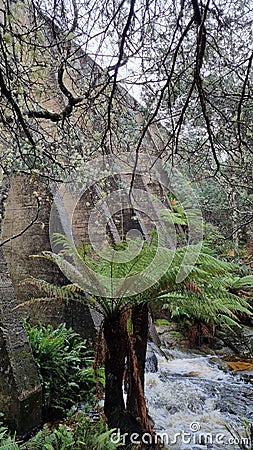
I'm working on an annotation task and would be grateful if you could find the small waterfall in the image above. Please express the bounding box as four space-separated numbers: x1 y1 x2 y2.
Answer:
145 349 253 449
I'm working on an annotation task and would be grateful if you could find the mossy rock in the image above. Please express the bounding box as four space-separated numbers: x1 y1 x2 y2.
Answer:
154 319 171 326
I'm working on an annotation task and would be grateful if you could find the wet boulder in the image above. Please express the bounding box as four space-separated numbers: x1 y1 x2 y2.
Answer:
217 325 253 357
145 343 158 373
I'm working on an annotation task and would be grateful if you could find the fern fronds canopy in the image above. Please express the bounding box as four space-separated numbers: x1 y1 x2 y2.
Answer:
20 233 252 326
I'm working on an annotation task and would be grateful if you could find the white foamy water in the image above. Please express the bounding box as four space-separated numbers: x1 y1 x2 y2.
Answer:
145 349 252 450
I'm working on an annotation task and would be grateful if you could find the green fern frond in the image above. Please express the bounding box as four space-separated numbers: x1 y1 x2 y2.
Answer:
20 277 76 301
51 232 77 255
217 315 241 328
12 297 56 312
160 209 188 225
0 443 19 450
160 283 252 328
221 275 253 290
0 415 18 450
196 251 235 274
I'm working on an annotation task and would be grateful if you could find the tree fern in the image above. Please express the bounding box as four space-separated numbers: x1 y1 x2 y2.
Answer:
18 232 253 432
18 235 252 357
22 233 252 324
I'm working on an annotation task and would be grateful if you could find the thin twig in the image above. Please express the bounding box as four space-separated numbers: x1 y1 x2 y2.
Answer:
0 196 40 247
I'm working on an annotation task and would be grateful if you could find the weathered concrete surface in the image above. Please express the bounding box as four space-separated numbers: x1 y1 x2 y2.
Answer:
0 172 100 434
2 173 66 301
0 248 42 435
1 172 99 342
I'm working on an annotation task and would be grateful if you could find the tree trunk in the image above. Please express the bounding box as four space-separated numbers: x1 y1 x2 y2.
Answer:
103 310 147 438
132 303 149 389
103 312 127 429
231 190 239 256
126 303 154 436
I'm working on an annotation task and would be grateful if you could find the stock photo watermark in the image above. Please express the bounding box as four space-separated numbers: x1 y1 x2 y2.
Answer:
110 422 252 447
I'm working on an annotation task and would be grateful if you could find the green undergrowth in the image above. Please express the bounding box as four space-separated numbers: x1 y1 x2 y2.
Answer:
24 321 104 420
21 412 122 450
0 412 122 450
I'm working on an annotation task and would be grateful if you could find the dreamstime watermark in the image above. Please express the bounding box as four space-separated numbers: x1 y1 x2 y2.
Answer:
110 422 252 447
49 152 204 297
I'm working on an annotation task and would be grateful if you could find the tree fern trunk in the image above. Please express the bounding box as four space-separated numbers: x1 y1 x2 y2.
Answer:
126 303 153 435
103 305 154 439
103 312 127 428
132 303 149 389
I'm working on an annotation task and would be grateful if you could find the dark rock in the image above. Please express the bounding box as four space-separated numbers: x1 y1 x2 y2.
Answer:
208 357 230 372
145 344 158 373
156 324 189 349
235 370 253 383
148 316 161 347
216 326 253 357
214 346 237 359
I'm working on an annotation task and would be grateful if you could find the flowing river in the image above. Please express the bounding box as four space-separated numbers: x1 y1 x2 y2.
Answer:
145 348 253 450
